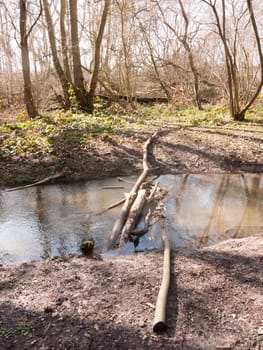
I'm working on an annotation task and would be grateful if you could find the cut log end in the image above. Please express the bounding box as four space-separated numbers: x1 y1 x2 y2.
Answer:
153 321 167 333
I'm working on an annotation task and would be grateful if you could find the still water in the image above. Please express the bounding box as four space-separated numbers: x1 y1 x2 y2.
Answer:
0 174 262 264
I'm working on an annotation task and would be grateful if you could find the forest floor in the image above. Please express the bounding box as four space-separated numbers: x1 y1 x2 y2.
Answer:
0 237 262 350
0 104 263 349
0 104 263 187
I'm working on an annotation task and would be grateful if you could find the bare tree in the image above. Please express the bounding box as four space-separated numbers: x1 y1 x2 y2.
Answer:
69 0 88 109
60 0 71 83
43 0 70 109
157 0 203 110
19 0 41 118
115 0 136 108
86 0 110 112
202 0 263 121
245 0 263 112
138 20 172 100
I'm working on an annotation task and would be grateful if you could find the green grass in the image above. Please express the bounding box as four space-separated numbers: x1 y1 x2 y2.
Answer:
0 104 262 159
0 323 34 338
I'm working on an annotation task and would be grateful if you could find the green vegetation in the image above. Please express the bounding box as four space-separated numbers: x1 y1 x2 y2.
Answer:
0 104 262 160
0 323 34 338
16 323 34 337
0 327 15 337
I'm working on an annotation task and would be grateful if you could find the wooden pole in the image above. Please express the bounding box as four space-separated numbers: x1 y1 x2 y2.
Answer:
153 221 171 332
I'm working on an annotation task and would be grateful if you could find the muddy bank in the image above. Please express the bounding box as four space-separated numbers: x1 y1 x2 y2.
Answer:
1 112 262 349
0 235 262 349
1 120 263 188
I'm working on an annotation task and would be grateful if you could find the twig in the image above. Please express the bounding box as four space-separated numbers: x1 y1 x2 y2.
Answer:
101 186 126 189
117 177 135 184
148 181 159 202
94 198 125 216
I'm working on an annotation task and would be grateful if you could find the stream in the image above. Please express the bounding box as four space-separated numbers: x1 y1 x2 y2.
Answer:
0 173 262 264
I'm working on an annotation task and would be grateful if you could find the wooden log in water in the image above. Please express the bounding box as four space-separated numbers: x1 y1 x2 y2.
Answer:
119 188 148 247
108 132 157 249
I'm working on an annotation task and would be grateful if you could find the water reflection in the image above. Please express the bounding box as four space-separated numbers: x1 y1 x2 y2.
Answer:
0 174 262 264
162 173 263 249
0 177 133 264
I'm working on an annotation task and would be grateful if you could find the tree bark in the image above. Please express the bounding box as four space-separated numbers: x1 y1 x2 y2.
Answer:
43 0 70 109
60 0 72 83
69 0 88 109
20 0 38 118
178 0 202 110
86 0 110 112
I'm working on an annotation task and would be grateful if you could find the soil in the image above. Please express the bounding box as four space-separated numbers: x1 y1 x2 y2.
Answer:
0 117 263 349
0 118 262 188
0 236 262 350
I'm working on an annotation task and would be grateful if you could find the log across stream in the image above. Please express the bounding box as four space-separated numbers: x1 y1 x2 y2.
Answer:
0 173 262 264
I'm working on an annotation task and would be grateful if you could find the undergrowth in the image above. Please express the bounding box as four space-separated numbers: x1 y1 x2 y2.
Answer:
0 104 262 159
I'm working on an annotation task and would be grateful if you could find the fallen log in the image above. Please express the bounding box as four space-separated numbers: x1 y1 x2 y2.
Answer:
153 221 171 332
5 173 64 192
108 132 157 249
119 188 148 247
131 208 152 237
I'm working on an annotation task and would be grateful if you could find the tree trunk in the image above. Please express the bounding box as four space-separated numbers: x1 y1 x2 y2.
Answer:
20 0 38 118
69 0 88 110
119 188 148 247
43 0 70 109
233 110 245 122
86 0 110 112
60 0 72 82
178 0 202 110
242 0 263 116
202 0 263 122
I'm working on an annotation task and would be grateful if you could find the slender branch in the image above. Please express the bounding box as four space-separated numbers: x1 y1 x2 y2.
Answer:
27 0 42 39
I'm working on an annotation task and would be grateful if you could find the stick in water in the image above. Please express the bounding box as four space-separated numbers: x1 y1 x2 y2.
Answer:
5 173 64 192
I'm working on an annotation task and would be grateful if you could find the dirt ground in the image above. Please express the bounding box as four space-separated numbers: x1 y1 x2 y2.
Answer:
0 236 262 350
0 118 263 188
0 117 263 349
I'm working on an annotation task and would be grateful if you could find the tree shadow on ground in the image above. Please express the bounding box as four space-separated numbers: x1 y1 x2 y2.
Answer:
187 127 263 143
0 297 200 350
156 137 263 173
0 243 262 349
1 119 262 190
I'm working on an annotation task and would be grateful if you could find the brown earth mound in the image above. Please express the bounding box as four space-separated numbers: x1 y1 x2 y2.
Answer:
0 235 262 349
